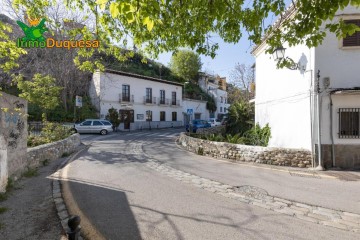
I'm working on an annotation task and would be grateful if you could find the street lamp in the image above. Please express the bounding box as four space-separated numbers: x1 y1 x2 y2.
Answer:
272 46 305 71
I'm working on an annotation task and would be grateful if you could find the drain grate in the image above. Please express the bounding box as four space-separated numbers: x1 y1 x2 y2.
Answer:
234 185 268 200
289 171 321 179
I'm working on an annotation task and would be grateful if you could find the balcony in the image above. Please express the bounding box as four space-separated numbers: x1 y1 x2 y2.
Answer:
119 94 134 103
171 100 181 107
144 96 157 104
158 98 170 106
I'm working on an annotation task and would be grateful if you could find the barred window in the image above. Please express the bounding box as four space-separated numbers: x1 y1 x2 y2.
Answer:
172 112 177 121
343 20 360 47
339 108 360 138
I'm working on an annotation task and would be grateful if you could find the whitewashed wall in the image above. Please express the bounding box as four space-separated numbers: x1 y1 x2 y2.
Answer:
182 98 209 123
253 43 315 150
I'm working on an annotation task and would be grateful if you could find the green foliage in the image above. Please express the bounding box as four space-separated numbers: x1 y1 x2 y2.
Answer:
205 134 225 142
5 178 14 192
0 193 7 202
22 167 38 178
170 50 202 81
243 123 271 147
225 133 246 144
226 100 254 135
27 121 73 147
105 107 120 131
0 207 8 214
14 74 62 119
0 21 27 72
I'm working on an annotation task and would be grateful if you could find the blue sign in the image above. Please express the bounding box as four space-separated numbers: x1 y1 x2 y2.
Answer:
187 109 193 115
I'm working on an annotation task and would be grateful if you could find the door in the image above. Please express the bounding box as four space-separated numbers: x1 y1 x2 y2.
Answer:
92 120 104 133
120 110 134 130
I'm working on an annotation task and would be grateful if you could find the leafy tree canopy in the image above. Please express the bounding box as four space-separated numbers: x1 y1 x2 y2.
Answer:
7 0 360 69
170 50 202 82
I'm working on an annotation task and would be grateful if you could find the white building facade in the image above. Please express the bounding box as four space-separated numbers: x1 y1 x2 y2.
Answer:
89 70 184 130
252 5 360 169
198 73 230 119
182 98 209 125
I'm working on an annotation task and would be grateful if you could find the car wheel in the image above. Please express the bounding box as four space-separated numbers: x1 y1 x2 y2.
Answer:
100 129 108 135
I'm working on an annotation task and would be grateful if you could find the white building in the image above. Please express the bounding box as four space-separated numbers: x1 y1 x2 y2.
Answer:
182 98 209 125
252 5 360 169
89 69 183 130
198 73 230 119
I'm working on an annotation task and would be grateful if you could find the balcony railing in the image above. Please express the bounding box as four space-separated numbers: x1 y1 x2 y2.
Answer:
159 98 170 105
119 94 134 103
171 100 180 106
144 96 157 104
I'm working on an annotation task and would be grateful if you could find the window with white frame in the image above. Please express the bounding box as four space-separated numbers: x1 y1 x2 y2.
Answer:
339 108 360 138
343 19 360 47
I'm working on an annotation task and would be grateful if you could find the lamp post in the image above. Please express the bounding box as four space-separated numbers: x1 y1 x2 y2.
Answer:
272 46 305 71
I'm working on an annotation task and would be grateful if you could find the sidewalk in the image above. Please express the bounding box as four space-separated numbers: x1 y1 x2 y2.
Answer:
0 156 67 240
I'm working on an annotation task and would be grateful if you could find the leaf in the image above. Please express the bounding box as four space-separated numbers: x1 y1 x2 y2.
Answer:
96 0 108 11
143 16 150 25
146 19 154 31
126 12 135 23
109 2 119 18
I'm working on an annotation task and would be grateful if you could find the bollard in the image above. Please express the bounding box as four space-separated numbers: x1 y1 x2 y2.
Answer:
67 215 81 240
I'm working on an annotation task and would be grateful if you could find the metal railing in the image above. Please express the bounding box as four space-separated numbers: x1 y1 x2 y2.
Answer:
143 96 157 104
119 94 134 103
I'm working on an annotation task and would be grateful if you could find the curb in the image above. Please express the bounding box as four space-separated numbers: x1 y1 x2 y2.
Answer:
52 145 88 240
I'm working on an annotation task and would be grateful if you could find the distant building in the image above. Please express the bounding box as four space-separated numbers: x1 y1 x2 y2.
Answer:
89 69 183 130
198 72 230 119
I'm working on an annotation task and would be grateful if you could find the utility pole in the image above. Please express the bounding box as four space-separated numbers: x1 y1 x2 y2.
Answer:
315 70 324 170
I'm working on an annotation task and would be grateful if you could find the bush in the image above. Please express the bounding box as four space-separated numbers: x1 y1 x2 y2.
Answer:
243 123 271 147
27 121 73 147
226 100 254 135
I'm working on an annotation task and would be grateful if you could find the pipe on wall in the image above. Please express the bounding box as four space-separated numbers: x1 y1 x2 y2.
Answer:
329 92 336 167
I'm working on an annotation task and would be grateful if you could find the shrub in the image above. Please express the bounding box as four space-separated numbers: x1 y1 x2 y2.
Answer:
27 121 73 147
225 133 246 144
244 123 271 147
197 147 204 155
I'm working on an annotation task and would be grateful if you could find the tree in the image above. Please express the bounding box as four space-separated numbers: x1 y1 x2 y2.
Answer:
15 73 62 120
10 0 360 63
105 107 120 131
226 100 254 136
170 50 202 82
229 63 255 102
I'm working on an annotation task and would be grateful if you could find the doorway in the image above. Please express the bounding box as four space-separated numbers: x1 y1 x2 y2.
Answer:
119 110 134 129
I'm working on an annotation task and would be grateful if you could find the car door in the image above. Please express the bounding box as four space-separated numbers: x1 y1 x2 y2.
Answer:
78 120 92 133
92 120 104 133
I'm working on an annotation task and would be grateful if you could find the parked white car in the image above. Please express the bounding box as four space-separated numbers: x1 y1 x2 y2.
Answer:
208 118 222 127
73 119 113 135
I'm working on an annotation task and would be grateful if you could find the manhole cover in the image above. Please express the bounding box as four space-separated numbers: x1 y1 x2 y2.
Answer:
234 185 268 200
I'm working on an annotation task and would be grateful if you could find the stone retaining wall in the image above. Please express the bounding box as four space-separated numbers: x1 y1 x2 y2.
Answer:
26 134 81 170
179 133 313 168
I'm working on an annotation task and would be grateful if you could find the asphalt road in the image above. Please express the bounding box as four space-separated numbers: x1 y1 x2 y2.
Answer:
61 129 359 239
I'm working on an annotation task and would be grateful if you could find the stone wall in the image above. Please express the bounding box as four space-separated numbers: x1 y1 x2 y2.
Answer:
0 92 27 192
27 134 81 169
179 133 313 168
196 125 225 135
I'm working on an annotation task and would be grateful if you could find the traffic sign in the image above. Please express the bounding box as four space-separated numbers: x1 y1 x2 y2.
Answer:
187 109 193 115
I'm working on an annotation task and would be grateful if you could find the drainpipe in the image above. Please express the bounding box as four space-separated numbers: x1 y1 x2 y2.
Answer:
308 70 315 168
315 70 324 170
329 92 336 167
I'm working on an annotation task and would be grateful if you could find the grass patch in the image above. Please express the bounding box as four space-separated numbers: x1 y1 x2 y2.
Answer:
42 159 50 166
197 147 204 155
5 178 14 192
22 167 39 178
61 152 70 158
0 207 8 214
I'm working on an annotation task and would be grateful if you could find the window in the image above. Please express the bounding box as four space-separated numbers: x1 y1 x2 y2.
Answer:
172 112 177 121
343 20 360 47
92 121 103 126
146 110 152 121
160 111 166 121
339 108 360 138
101 121 112 125
194 113 201 119
172 92 177 105
122 85 130 101
224 108 227 113
81 121 91 126
160 90 165 104
220 96 223 103
146 88 152 103
220 107 223 112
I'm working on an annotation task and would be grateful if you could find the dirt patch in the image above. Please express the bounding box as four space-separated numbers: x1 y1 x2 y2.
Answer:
0 157 67 240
